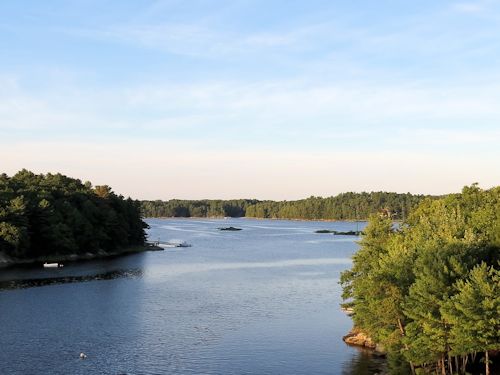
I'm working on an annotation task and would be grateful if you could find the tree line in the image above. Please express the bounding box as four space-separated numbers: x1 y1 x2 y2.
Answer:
341 185 499 374
141 192 430 221
0 170 147 260
141 199 259 218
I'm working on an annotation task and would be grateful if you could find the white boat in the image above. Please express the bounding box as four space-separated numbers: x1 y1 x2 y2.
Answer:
43 262 63 268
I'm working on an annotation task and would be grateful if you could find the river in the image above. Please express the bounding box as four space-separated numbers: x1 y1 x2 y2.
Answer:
0 218 385 374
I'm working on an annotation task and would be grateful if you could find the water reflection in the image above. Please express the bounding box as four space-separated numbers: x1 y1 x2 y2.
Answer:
342 348 387 375
0 269 143 291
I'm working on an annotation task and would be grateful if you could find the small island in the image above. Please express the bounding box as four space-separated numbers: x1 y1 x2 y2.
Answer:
218 227 242 231
0 170 157 268
315 229 362 235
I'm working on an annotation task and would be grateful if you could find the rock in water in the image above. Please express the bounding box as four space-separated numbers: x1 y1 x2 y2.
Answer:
343 328 376 349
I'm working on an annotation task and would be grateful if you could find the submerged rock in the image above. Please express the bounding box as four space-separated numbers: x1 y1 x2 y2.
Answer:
314 230 363 235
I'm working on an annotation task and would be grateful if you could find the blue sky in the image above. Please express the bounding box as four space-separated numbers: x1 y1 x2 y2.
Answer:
1 0 500 199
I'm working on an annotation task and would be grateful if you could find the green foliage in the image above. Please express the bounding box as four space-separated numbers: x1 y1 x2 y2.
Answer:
141 199 258 218
141 192 431 220
441 262 500 356
0 170 147 259
341 215 410 349
341 185 500 374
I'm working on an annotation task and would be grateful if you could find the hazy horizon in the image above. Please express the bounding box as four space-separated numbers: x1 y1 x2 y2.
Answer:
2 1 500 200
0 166 489 201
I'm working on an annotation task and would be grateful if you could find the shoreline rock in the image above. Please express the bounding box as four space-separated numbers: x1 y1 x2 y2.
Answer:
343 328 386 355
343 328 376 348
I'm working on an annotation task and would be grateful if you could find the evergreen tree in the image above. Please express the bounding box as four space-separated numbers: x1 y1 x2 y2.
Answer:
0 170 147 260
441 263 500 375
341 185 500 374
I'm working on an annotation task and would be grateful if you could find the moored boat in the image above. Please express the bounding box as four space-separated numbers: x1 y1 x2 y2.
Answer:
43 262 64 268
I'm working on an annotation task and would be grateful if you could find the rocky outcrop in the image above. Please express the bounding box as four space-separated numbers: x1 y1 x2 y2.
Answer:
343 328 377 349
340 306 354 316
343 328 386 356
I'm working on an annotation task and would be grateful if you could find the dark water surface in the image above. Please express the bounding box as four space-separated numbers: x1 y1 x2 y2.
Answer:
0 218 385 375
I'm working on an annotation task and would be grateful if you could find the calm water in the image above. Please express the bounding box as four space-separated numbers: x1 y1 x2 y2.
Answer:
0 218 385 375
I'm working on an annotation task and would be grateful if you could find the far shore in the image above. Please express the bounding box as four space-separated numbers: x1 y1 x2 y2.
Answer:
0 244 163 269
145 216 369 222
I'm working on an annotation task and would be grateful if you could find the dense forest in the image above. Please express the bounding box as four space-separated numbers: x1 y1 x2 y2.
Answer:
141 199 259 218
141 192 430 220
340 185 500 374
0 170 147 261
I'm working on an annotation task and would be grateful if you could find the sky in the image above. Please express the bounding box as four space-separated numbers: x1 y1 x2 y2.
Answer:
1 0 500 200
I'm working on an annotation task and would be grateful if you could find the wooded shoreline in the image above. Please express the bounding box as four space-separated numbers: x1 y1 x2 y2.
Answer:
340 185 500 375
145 215 369 222
0 244 163 269
141 192 432 221
0 170 148 266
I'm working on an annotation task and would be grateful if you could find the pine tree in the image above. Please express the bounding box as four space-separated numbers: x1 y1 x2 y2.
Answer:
442 263 500 375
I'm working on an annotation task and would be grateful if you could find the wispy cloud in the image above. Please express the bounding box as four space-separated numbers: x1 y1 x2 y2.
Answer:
67 21 329 59
2 73 500 151
453 1 488 13
2 1 500 197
